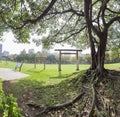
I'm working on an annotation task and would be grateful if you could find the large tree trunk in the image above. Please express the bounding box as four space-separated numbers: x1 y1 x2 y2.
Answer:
96 32 108 75
84 0 97 70
90 38 97 70
88 30 108 77
84 0 108 76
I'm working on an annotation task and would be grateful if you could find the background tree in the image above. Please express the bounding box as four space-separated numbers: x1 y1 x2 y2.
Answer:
46 54 57 64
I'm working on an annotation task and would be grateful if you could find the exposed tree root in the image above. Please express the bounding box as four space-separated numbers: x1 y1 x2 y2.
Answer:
27 92 85 116
107 73 120 80
89 84 97 117
27 69 120 117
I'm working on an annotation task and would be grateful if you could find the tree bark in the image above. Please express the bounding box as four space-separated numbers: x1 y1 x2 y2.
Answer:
90 40 97 70
97 32 108 75
84 0 97 70
84 0 111 78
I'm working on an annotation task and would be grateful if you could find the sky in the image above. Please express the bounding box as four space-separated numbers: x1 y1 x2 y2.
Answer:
1 32 42 54
1 31 90 55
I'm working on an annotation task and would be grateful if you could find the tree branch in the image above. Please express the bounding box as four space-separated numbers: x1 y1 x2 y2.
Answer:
15 0 57 29
48 8 84 17
89 84 96 117
106 8 120 14
101 0 110 27
51 25 86 43
107 16 120 29
96 0 109 31
91 0 101 6
53 14 75 37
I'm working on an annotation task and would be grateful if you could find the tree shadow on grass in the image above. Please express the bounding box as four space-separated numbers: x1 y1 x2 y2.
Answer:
27 69 45 73
50 71 80 79
3 79 46 97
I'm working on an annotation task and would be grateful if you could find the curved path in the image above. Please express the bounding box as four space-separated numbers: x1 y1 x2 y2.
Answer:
0 68 29 81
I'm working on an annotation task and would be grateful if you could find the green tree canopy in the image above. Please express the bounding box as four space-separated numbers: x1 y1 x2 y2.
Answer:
0 0 120 73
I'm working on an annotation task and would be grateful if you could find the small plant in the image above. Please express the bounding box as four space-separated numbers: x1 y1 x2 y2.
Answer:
99 111 108 117
0 80 23 117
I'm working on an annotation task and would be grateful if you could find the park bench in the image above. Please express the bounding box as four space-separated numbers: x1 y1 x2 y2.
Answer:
15 62 23 72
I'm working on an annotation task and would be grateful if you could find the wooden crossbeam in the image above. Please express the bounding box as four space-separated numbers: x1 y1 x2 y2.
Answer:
61 52 77 54
55 49 82 51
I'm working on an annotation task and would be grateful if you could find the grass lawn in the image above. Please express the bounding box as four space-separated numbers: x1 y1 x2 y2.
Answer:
0 61 120 116
105 63 120 69
0 61 90 84
0 61 119 84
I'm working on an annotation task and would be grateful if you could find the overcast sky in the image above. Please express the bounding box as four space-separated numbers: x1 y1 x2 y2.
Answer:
1 31 90 55
1 32 42 54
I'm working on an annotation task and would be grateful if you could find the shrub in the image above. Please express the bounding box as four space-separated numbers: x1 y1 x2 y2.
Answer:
0 80 23 117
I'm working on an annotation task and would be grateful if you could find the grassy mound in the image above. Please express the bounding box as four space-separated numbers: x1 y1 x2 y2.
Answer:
3 71 86 117
3 70 120 117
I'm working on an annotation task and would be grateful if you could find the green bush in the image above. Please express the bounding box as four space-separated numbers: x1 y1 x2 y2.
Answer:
0 80 23 117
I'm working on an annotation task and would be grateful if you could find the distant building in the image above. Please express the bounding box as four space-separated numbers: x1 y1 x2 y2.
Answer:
28 49 35 54
0 44 2 57
3 51 9 57
20 49 26 54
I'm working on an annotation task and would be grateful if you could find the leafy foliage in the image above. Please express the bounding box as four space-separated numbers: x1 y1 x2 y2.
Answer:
0 79 23 117
0 0 119 48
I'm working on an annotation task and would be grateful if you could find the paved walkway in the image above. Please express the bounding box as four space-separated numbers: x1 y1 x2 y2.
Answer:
0 68 29 81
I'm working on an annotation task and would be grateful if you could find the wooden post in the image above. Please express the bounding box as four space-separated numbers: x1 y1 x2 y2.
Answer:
34 56 36 69
58 51 62 71
43 58 46 70
76 51 79 71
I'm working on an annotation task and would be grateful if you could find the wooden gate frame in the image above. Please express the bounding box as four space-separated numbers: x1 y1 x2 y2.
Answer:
55 49 82 71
